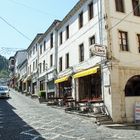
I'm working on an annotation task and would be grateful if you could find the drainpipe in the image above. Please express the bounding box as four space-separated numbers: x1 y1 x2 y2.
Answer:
97 0 105 100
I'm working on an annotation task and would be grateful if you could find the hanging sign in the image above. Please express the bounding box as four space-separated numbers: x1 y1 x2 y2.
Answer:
90 44 107 57
135 102 140 123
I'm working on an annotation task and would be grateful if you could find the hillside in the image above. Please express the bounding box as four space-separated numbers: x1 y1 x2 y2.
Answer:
0 55 9 78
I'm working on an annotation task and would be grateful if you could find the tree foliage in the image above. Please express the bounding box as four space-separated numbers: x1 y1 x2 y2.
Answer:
0 55 9 78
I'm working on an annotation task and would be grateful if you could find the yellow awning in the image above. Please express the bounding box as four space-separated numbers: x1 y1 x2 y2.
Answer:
73 66 99 79
55 76 69 84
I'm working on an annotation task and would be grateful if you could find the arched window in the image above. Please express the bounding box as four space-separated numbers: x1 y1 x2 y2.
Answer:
125 75 140 96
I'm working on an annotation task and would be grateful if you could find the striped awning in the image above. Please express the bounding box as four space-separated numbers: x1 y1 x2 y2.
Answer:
73 66 99 79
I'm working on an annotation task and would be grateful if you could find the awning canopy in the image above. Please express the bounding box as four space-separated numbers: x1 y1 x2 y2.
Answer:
55 76 69 84
73 66 99 79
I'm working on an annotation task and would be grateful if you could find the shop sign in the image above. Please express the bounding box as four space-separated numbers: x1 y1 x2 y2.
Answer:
90 44 106 57
135 102 140 123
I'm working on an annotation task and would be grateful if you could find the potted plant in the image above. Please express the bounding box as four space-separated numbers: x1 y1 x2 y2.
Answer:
38 90 46 103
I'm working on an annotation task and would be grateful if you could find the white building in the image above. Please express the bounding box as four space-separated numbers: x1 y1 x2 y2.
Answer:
14 50 27 91
18 59 27 92
38 20 61 97
27 34 43 94
55 0 104 106
55 0 140 123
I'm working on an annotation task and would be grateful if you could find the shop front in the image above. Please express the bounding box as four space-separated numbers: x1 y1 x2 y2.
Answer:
47 80 55 98
55 76 72 105
73 66 102 102
39 79 45 91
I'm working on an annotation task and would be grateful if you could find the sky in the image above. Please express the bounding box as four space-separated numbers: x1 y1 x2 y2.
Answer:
0 0 79 59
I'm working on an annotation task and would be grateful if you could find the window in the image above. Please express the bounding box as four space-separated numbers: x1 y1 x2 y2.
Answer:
89 35 96 45
40 45 42 55
28 66 29 75
79 11 83 29
65 53 69 69
44 41 46 51
59 32 63 45
36 59 37 69
43 60 45 72
88 2 93 20
36 44 37 51
79 43 84 62
11 59 14 65
66 25 69 39
39 63 42 74
30 65 31 74
33 46 35 54
33 61 35 71
59 57 63 72
50 33 53 48
115 0 125 12
137 34 140 53
50 54 53 67
119 30 129 51
132 0 140 16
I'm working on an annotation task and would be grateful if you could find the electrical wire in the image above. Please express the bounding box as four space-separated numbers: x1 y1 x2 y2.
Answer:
0 16 31 41
7 0 57 17
109 4 140 30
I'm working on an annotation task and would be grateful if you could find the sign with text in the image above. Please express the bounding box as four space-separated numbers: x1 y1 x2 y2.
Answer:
90 44 106 57
135 102 140 123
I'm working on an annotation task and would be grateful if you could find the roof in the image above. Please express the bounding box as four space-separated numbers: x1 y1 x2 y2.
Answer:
14 49 27 58
27 33 43 51
56 0 87 30
18 59 27 69
9 56 14 60
38 20 61 43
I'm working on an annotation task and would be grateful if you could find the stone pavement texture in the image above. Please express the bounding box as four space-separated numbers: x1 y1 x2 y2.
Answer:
0 89 140 140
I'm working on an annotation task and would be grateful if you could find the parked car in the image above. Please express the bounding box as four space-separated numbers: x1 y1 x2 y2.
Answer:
0 86 10 98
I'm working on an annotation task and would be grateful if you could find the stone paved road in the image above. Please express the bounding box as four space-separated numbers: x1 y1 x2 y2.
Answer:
0 89 140 140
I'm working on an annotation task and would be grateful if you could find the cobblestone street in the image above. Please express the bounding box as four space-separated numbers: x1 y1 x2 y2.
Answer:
0 89 140 140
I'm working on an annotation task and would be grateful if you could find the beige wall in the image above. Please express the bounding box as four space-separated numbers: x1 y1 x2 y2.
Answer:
111 65 140 122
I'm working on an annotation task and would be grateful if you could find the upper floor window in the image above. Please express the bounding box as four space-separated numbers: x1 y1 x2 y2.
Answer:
11 59 15 65
33 46 35 55
50 33 53 48
119 30 129 51
44 41 46 51
39 63 42 74
36 44 37 51
132 0 140 16
59 57 63 72
43 60 45 72
66 25 69 40
79 11 83 29
88 2 94 20
115 0 125 13
79 43 84 62
30 65 31 74
89 35 96 46
36 59 37 69
65 53 69 69
50 54 53 67
59 32 63 45
40 45 42 55
33 61 35 71
137 34 140 53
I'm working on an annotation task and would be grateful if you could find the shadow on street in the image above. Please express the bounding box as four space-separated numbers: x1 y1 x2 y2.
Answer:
0 98 45 140
106 125 140 130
